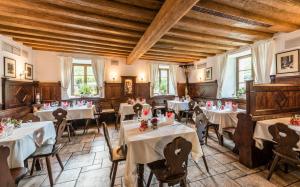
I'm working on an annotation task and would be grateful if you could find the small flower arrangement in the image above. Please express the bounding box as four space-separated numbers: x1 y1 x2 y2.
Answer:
139 120 148 131
290 114 300 126
166 112 174 124
151 118 158 129
9 119 23 128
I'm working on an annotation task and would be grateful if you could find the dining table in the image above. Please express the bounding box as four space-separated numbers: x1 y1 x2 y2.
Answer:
34 105 95 121
119 118 203 187
167 100 189 114
253 117 300 150
200 106 246 134
0 121 56 168
118 103 151 121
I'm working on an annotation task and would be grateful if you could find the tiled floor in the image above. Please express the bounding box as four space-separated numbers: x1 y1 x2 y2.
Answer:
19 123 300 187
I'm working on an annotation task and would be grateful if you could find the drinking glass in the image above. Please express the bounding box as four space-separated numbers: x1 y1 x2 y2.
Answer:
157 109 162 118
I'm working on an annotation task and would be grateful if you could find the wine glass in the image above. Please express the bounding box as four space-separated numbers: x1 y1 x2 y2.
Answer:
157 109 162 119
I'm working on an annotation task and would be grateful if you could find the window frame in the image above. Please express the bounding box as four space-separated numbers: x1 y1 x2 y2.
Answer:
158 67 170 95
236 54 254 93
71 63 98 96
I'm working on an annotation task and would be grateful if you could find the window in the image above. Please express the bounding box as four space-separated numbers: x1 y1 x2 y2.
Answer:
236 55 253 94
154 65 170 95
71 59 98 96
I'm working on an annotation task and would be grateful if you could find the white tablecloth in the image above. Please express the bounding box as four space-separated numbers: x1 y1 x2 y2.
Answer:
0 121 56 168
254 117 300 150
34 105 95 121
200 106 246 134
118 103 151 121
119 119 203 187
167 100 189 114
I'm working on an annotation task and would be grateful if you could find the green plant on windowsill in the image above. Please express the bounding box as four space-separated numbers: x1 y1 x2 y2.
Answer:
236 87 246 98
79 84 93 96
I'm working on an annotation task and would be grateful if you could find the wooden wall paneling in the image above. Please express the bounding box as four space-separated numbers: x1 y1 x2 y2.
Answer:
272 75 300 84
177 83 186 97
2 78 37 109
188 80 218 99
105 82 122 99
135 82 150 99
37 82 61 102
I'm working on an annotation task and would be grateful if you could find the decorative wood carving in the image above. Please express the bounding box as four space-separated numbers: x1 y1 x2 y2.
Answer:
2 78 37 109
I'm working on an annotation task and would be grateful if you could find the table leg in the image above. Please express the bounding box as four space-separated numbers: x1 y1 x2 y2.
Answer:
137 164 144 187
35 158 42 171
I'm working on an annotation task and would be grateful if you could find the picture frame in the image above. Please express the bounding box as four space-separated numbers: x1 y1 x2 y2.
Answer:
4 57 16 78
25 63 33 80
276 49 300 74
205 67 212 80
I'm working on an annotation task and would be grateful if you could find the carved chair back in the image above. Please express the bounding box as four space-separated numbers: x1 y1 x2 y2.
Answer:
163 137 192 178
52 108 67 127
268 123 300 162
0 146 15 187
102 122 113 161
133 103 143 115
188 100 196 111
56 119 67 144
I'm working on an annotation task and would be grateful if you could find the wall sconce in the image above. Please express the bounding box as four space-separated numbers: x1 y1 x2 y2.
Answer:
19 70 28 79
139 73 145 82
111 72 117 82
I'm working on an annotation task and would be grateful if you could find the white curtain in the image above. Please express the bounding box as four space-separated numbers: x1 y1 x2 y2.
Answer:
169 64 178 96
252 39 275 84
149 63 159 97
60 56 73 100
216 54 228 99
221 56 237 98
91 57 106 98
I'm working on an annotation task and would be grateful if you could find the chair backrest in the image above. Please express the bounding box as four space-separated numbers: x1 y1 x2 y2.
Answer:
56 119 67 144
133 103 143 115
0 146 16 187
94 102 102 114
52 108 67 126
268 123 300 162
194 106 203 116
163 137 192 178
188 100 196 110
102 122 113 160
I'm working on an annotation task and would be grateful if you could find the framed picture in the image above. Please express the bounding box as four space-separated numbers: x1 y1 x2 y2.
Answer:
276 49 300 74
121 76 136 97
205 67 212 80
4 57 16 78
25 63 33 80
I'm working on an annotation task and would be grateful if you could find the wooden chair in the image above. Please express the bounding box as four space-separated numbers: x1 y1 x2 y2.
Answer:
83 102 101 134
151 100 166 117
52 108 73 142
267 123 300 180
102 122 126 187
182 100 196 125
111 101 121 130
146 137 192 187
193 106 210 172
28 119 67 186
195 106 222 145
0 146 28 187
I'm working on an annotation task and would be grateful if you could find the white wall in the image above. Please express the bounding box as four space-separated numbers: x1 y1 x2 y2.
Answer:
0 35 33 104
33 50 186 83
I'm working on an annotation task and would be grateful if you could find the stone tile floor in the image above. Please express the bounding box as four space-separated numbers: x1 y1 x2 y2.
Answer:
19 124 300 187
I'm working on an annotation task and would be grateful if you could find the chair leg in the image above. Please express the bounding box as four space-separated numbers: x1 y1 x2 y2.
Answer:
205 125 209 145
267 155 281 180
45 156 54 186
159 182 164 187
96 118 101 134
56 154 64 170
111 161 118 187
115 115 119 130
213 125 222 145
66 125 71 142
83 119 89 135
185 112 188 125
30 158 36 175
146 171 153 187
180 178 187 187
110 162 115 179
202 155 209 173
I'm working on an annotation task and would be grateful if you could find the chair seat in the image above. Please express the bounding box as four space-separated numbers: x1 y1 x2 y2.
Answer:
148 159 186 182
112 146 126 161
10 167 28 184
223 127 235 134
30 144 62 157
101 109 115 113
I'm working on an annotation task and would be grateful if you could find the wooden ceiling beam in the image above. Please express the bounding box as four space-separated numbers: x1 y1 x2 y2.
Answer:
0 4 143 38
127 0 199 64
141 56 195 63
149 48 213 57
154 43 225 54
0 25 134 49
0 0 147 32
194 1 299 32
0 15 138 45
